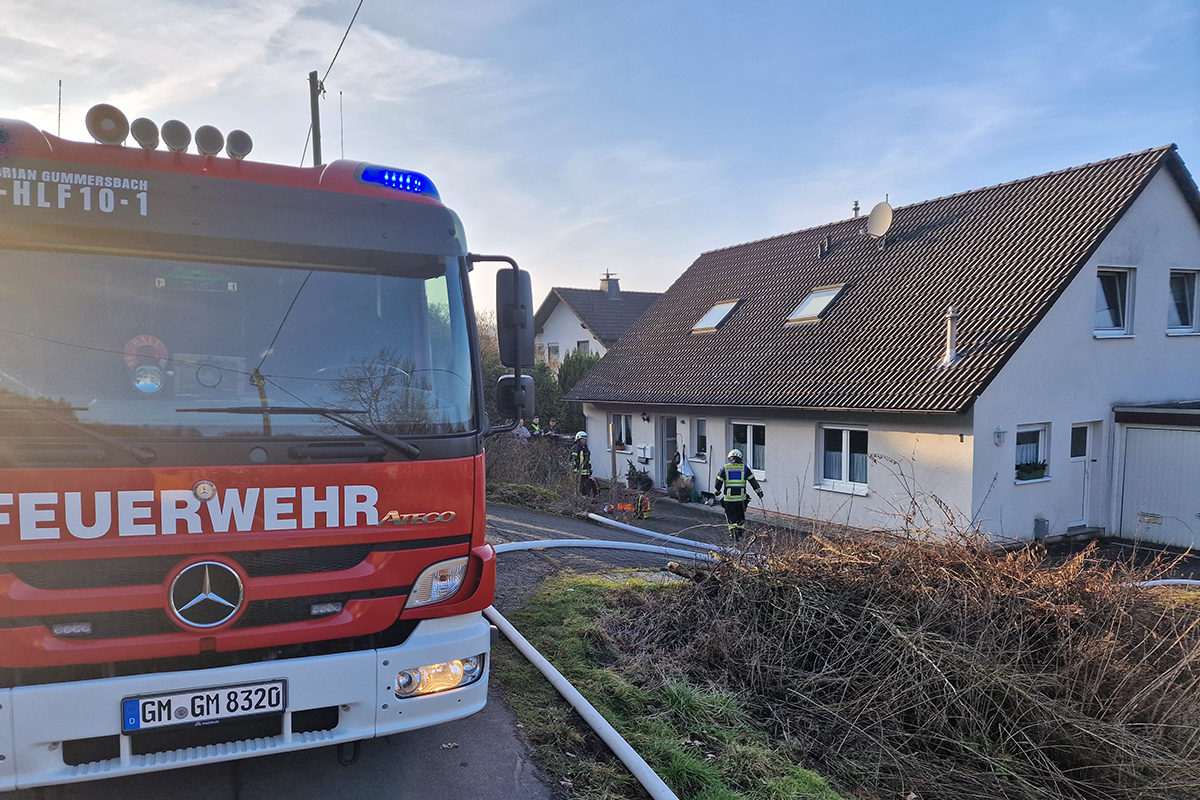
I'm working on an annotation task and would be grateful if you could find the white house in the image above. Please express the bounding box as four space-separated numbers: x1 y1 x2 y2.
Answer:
533 275 660 368
566 146 1200 547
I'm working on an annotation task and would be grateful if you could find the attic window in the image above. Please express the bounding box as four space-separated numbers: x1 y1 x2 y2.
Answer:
787 285 843 324
692 300 739 332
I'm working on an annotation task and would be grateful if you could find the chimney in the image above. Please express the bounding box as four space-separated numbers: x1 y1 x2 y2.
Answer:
941 305 961 366
601 271 621 299
852 200 860 218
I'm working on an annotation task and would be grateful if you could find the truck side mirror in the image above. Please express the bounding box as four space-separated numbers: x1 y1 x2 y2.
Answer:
496 375 535 420
496 268 535 368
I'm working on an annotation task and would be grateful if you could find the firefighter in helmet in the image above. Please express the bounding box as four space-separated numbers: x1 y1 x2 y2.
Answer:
714 448 763 539
571 431 597 498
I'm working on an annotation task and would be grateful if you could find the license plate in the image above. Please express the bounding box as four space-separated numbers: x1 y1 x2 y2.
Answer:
122 680 288 733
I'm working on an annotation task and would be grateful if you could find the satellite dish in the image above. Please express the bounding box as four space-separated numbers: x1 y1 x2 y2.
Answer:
865 201 893 238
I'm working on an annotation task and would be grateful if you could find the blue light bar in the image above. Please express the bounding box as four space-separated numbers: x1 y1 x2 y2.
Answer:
358 165 439 199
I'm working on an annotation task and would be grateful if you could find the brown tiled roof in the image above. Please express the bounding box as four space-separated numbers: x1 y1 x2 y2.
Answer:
567 146 1199 413
534 287 662 347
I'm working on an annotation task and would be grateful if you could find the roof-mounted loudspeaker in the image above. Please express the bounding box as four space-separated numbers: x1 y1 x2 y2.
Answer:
194 125 224 156
130 118 159 150
225 129 253 160
85 104 129 145
161 120 191 154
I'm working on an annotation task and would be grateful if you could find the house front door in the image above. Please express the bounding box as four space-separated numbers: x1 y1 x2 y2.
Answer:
659 416 678 488
1067 423 1094 528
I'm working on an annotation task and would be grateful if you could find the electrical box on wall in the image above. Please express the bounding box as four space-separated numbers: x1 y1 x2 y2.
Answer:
636 444 653 463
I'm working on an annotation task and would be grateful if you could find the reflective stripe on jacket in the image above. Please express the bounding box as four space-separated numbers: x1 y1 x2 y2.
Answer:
716 462 761 501
720 463 747 500
572 445 592 476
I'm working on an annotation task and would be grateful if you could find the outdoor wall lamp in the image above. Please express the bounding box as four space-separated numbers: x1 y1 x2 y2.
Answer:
994 427 1007 446
641 412 651 422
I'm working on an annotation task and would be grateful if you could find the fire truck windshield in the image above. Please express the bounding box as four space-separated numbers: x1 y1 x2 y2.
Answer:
0 250 476 441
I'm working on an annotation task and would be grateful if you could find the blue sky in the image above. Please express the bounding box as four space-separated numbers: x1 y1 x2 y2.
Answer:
2 0 1197 308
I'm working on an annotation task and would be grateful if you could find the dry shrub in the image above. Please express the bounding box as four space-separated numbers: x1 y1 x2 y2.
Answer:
608 533 1200 800
485 435 596 516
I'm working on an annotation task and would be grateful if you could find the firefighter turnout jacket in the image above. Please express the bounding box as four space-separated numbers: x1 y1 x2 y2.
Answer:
715 461 762 502
571 442 592 476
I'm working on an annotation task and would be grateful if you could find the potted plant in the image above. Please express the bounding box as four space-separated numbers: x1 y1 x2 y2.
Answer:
1015 461 1048 481
625 460 654 491
670 474 694 502
665 460 681 488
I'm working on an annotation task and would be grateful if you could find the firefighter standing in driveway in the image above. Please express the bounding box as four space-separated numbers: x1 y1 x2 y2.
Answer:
715 449 763 539
571 431 598 498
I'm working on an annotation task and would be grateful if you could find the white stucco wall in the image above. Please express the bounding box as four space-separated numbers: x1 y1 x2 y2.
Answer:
582 404 975 533
535 302 605 365
972 168 1200 542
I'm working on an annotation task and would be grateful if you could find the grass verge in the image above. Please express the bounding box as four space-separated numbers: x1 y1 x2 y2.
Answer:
491 572 849 800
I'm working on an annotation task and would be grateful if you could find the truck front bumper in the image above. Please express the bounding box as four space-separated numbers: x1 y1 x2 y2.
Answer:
0 612 490 791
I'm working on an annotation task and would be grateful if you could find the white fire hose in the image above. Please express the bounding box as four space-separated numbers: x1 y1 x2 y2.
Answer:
586 512 740 557
484 604 679 800
487 509 771 799
493 538 718 563
488 528 729 800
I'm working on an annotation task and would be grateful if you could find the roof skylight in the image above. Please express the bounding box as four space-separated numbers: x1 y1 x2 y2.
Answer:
692 300 739 332
787 285 843 324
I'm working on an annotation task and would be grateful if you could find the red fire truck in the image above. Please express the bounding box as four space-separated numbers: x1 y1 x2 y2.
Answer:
0 104 534 790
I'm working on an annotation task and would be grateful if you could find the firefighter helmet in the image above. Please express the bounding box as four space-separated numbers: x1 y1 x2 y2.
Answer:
727 448 743 462
575 431 588 440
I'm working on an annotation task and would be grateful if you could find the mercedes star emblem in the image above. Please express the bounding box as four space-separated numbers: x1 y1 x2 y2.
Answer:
193 480 218 502
169 561 244 628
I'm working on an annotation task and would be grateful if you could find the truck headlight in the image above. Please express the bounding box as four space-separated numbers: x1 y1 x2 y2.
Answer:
405 557 468 608
394 654 485 698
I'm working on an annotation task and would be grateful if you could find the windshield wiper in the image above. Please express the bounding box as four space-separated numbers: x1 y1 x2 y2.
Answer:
178 406 420 459
0 405 156 464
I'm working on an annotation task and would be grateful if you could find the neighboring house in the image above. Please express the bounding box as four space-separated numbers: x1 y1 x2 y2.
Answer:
566 146 1200 548
533 274 661 368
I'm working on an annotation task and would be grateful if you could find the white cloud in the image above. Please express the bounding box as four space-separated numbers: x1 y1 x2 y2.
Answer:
0 0 1192 314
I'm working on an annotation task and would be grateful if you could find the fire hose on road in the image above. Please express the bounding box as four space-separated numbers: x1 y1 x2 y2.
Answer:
487 519 728 800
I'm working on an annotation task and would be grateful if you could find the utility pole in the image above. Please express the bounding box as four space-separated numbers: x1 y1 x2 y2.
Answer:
308 70 323 167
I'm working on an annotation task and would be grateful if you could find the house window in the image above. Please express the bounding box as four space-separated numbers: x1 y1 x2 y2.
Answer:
535 342 546 362
1070 425 1088 459
820 427 868 489
1168 271 1197 332
730 422 765 477
787 285 844 324
1095 268 1133 335
576 340 590 354
1015 424 1049 481
546 343 560 365
610 413 633 452
692 300 739 332
693 418 707 461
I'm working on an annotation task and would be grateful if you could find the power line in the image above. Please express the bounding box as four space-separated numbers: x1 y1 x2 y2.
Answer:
256 270 314 371
322 0 365 85
300 0 366 166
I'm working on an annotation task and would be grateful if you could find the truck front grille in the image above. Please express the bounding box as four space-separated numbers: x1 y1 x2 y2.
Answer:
5 544 374 590
31 593 358 640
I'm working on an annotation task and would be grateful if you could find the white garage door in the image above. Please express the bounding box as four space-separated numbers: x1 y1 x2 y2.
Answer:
1120 426 1200 549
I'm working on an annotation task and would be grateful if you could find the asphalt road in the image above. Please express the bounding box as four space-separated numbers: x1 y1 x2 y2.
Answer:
9 500 726 800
